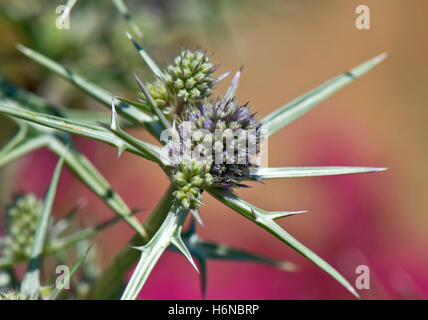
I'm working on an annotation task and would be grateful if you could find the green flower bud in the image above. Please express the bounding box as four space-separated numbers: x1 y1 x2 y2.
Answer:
171 160 213 209
2 194 44 261
164 48 217 103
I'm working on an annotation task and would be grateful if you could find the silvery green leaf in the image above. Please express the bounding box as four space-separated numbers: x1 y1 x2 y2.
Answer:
48 140 148 238
112 0 143 38
121 200 189 300
16 45 164 138
251 166 387 179
0 103 160 162
125 32 164 79
21 153 66 299
209 189 359 298
108 100 162 164
224 67 243 100
86 184 176 299
170 226 199 272
262 53 387 136
0 128 50 168
215 70 232 84
0 76 135 127
0 83 148 237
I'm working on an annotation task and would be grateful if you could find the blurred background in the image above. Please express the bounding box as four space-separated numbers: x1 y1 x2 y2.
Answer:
0 0 427 299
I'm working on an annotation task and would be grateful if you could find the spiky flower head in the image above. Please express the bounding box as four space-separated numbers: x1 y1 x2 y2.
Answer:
0 289 28 300
164 98 262 197
1 193 43 261
186 98 262 188
164 48 217 103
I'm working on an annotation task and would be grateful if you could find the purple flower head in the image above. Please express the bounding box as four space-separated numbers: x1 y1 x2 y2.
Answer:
166 98 262 190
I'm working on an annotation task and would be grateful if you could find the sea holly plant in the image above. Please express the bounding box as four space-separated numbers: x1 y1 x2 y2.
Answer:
0 4 387 299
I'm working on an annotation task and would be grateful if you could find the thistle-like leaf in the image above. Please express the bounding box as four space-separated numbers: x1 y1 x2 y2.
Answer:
209 189 359 298
121 200 189 300
85 184 176 299
215 70 232 84
0 102 160 162
171 226 199 272
0 133 147 240
0 81 148 238
0 76 135 127
0 104 120 150
107 100 162 164
262 211 308 220
251 166 387 180
262 53 387 136
16 45 163 138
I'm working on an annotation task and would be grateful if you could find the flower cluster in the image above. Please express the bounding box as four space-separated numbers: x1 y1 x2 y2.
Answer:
182 98 262 189
164 48 217 102
138 48 217 116
2 194 43 261
137 49 262 208
164 98 262 208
